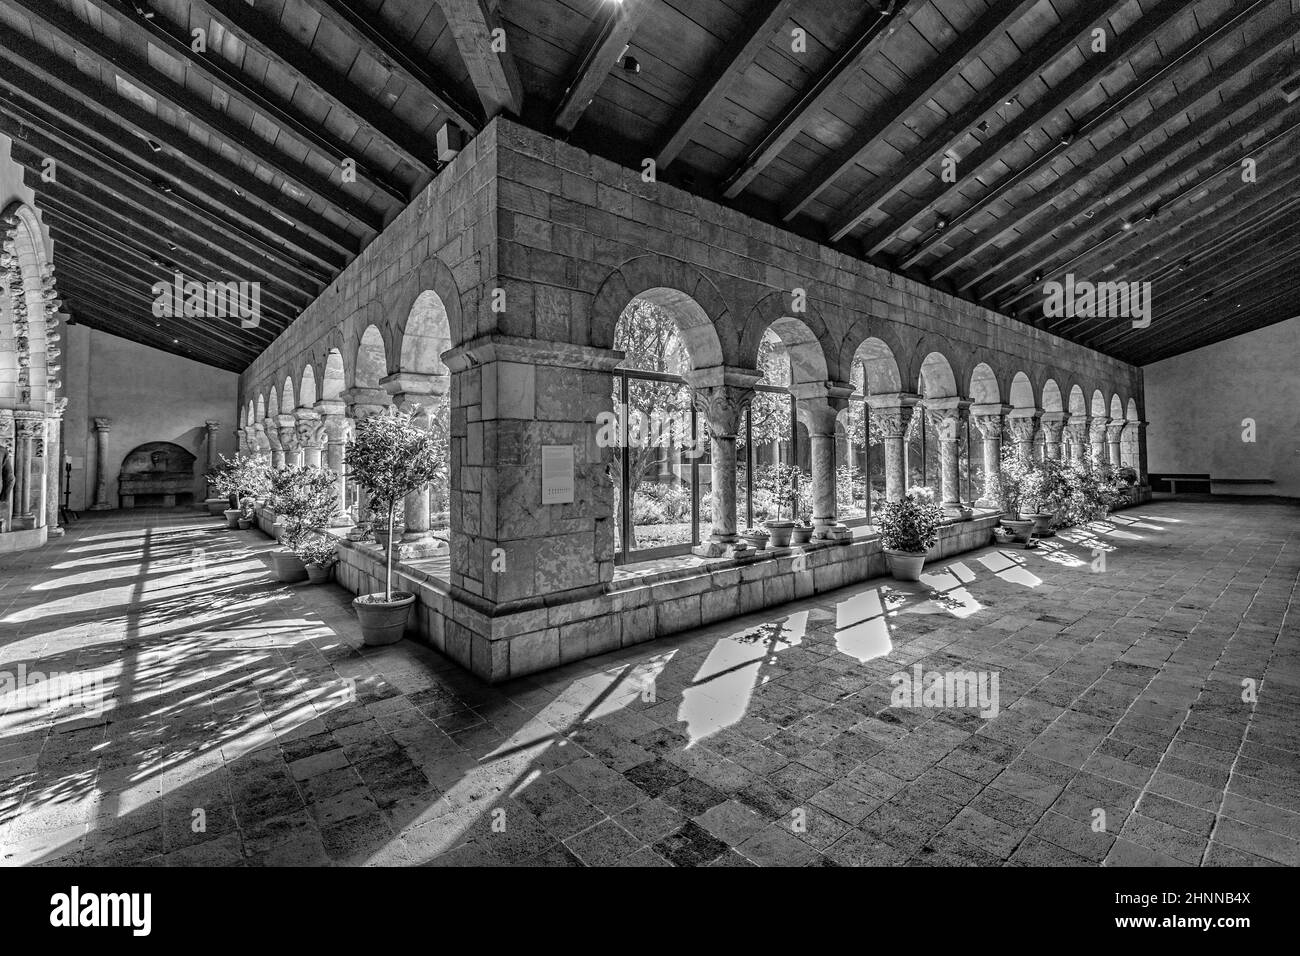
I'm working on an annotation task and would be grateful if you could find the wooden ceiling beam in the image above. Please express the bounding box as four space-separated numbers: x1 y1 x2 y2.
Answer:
33 194 311 318
551 0 651 134
884 0 1265 266
186 0 456 173
1132 297 1300 364
300 0 484 130
1 100 336 285
720 0 925 200
979 94 1300 302
654 0 799 169
0 0 384 232
61 295 246 372
0 21 358 255
829 0 1131 243
938 25 1300 288
779 0 1043 223
55 267 261 368
0 70 346 271
84 0 410 204
8 135 326 295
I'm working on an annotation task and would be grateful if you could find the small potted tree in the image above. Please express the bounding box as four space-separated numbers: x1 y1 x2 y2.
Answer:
346 411 444 646
998 451 1038 543
268 466 338 583
210 457 243 528
298 534 339 585
763 464 798 547
877 492 944 581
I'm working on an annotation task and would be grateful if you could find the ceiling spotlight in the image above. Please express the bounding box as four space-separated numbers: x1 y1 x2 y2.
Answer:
1032 271 1043 283
146 139 162 153
1121 221 1133 231
1060 131 1075 146
1202 292 1212 301
935 217 948 230
976 120 990 133
1179 260 1190 271
1005 95 1018 107
152 179 173 194
131 2 155 19
620 54 640 73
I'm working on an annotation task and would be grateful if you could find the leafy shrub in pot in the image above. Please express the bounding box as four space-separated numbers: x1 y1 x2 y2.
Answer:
877 493 944 581
267 467 338 582
345 411 445 645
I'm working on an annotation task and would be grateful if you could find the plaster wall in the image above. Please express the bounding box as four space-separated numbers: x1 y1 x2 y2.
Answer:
1144 315 1300 499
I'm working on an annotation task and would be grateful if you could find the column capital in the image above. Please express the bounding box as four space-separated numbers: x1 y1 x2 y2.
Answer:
683 366 761 438
294 408 325 449
381 370 451 406
793 381 853 435
1007 411 1040 443
204 419 222 432
971 404 1010 439
92 416 112 432
1105 422 1127 442
869 392 921 439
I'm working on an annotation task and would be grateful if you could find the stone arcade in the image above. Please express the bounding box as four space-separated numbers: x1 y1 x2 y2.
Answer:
238 121 1150 682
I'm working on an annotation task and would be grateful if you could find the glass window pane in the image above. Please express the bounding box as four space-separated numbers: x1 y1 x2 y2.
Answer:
626 378 694 553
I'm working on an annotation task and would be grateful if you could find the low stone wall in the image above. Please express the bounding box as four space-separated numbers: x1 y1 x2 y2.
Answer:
333 514 1001 683
0 525 48 553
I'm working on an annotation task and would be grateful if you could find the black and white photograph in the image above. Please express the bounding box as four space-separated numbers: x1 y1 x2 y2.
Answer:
0 0 1295 920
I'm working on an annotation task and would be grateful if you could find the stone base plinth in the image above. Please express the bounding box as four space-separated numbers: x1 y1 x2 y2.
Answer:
334 514 1004 684
0 525 48 553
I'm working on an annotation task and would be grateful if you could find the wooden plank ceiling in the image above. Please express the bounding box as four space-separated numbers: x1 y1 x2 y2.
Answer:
1 0 1297 372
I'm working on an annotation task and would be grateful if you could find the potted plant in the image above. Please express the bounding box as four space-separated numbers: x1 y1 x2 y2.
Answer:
791 517 814 546
237 497 256 530
213 454 271 529
268 466 338 583
763 465 798 547
739 527 769 550
346 410 445 646
877 493 944 581
298 535 339 585
997 451 1038 543
992 525 1014 546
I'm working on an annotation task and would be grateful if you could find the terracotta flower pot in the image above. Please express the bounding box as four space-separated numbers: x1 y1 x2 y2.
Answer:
884 548 926 581
223 509 241 529
269 549 308 583
1027 512 1055 536
354 591 415 646
306 564 332 585
204 498 227 516
740 532 769 551
765 520 795 548
237 517 254 530
791 525 814 545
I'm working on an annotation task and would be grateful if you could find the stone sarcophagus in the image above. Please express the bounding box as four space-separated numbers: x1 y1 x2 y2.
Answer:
117 442 197 508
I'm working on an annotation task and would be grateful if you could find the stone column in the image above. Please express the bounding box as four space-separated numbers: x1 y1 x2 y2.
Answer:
1131 420 1150 487
44 401 64 534
1089 419 1109 467
12 413 41 525
870 392 919 503
251 423 270 464
1064 416 1090 465
317 400 351 527
972 403 1010 510
1040 412 1066 460
685 369 758 557
294 408 324 469
1007 411 1040 458
927 398 966 518
1106 422 1125 469
0 410 13 530
793 382 852 537
382 371 450 558
264 418 284 469
90 416 113 509
204 420 222 473
276 414 301 468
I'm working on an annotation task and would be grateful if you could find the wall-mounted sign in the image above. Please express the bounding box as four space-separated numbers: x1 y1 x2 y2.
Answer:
541 444 575 505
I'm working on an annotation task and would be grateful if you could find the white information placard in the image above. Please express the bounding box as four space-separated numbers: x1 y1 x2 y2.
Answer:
541 445 575 505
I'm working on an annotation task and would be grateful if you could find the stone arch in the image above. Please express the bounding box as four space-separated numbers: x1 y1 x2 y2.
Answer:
917 351 958 400
1068 384 1087 416
353 324 389 390
321 348 346 401
1042 378 1063 413
592 256 729 368
386 256 464 349
1009 371 1036 411
396 289 453 376
908 335 968 394
848 336 903 395
255 394 267 421
1126 397 1139 421
1090 388 1107 419
1109 393 1123 421
968 362 1000 404
267 388 280 420
298 364 318 409
741 291 832 384
752 314 829 387
2 200 56 409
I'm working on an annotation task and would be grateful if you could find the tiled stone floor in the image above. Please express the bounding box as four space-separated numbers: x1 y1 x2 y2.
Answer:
1 500 1297 867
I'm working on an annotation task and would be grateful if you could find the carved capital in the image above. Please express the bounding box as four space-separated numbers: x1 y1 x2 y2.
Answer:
1105 422 1126 442
1039 412 1066 443
92 416 112 432
1007 414 1039 443
690 383 754 439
